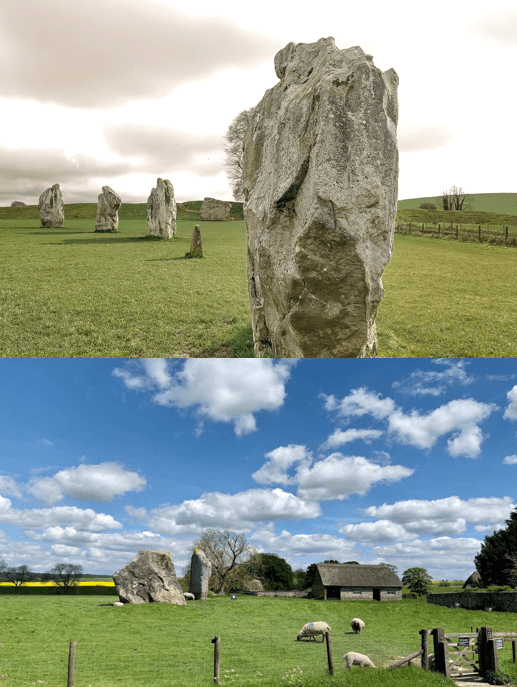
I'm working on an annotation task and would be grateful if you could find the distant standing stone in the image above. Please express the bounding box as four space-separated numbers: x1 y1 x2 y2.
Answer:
189 224 203 257
200 197 231 221
243 37 399 358
147 178 177 238
95 185 121 232
38 183 64 228
113 550 186 605
189 548 211 600
11 201 26 207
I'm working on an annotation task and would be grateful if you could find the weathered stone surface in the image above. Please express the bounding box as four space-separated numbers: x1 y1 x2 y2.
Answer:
147 178 177 238
189 548 211 600
11 201 26 207
243 37 399 358
113 550 186 605
188 224 203 257
247 578 264 592
95 185 121 232
38 183 64 227
200 197 232 221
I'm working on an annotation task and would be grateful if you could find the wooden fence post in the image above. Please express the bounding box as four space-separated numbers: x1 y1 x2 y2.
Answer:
420 629 430 671
67 641 76 687
432 628 450 677
212 636 220 684
512 639 516 663
479 225 481 241
325 632 334 676
456 225 458 239
506 226 509 244
478 626 499 678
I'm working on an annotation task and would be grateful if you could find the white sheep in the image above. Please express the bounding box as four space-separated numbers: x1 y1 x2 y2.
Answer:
296 622 331 642
343 652 375 670
184 592 195 601
350 618 365 634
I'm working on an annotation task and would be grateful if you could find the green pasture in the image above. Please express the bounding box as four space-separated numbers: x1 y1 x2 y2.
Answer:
397 192 517 216
1 216 517 358
5 593 517 687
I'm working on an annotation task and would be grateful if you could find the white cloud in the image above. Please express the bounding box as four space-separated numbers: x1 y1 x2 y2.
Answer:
27 462 147 505
340 520 417 542
296 454 414 501
392 360 474 396
504 386 517 421
503 455 517 465
127 487 321 535
113 359 294 436
320 428 383 451
42 439 53 445
447 425 484 459
0 503 122 532
322 387 396 419
252 445 313 486
0 476 23 499
364 496 513 536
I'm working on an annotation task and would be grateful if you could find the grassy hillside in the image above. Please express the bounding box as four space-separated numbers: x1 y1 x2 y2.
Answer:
398 192 517 215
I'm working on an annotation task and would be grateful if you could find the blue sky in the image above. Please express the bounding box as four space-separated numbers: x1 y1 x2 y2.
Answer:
1 357 517 581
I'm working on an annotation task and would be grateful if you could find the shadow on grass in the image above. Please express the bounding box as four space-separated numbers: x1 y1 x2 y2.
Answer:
48 235 182 245
17 229 95 235
191 324 255 358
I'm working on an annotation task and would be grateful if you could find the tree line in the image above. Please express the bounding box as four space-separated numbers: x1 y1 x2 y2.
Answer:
0 558 82 592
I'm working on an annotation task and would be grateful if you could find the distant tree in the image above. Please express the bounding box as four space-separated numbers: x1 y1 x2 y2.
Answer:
323 559 340 564
4 565 33 588
442 186 472 211
0 557 6 576
223 107 255 201
191 529 252 594
49 564 83 593
419 202 437 210
245 553 294 590
379 562 398 575
293 568 307 590
343 561 360 564
305 563 319 589
474 506 517 587
402 567 432 596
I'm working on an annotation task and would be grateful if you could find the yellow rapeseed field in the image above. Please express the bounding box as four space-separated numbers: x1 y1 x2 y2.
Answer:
0 580 114 587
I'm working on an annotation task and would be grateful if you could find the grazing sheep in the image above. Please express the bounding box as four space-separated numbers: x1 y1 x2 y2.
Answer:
184 592 195 601
343 652 375 670
350 618 365 634
296 622 331 642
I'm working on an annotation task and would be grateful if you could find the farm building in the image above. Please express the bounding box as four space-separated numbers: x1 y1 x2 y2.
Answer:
312 563 403 601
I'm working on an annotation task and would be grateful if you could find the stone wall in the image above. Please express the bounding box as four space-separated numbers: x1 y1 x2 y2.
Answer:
428 592 517 612
243 590 309 597
312 584 402 601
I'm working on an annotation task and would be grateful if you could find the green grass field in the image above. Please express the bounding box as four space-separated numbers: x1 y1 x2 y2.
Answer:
2 212 517 358
2 594 517 687
397 192 517 216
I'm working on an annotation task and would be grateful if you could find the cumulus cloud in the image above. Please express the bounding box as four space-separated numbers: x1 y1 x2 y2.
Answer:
0 0 279 108
27 462 147 505
364 496 514 537
503 455 517 465
320 428 383 450
340 520 417 542
126 487 321 534
113 359 294 436
0 476 23 498
323 387 495 458
252 445 313 486
0 501 122 532
391 360 474 396
504 386 517 421
250 524 358 564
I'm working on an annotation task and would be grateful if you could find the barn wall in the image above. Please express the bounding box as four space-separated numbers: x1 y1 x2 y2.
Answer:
428 592 517 612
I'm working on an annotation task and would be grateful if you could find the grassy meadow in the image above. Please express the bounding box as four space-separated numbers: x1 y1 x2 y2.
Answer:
1 201 517 357
4 593 517 687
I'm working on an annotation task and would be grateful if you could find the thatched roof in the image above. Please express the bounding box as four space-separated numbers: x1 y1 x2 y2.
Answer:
462 571 481 589
315 563 402 588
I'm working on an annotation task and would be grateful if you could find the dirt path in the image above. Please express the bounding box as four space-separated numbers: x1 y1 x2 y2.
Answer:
452 672 491 686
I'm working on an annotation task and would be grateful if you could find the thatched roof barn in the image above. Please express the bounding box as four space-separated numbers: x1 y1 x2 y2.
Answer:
312 563 403 601
462 571 481 589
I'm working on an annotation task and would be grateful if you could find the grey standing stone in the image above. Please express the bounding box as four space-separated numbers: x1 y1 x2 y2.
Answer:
38 183 64 228
11 201 26 207
147 178 177 239
200 197 231 221
189 548 212 600
113 550 186 605
95 185 121 232
243 37 399 358
188 224 203 258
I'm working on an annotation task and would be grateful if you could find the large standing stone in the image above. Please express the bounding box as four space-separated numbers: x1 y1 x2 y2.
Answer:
243 37 399 358
95 185 121 232
38 183 64 228
147 178 177 238
200 197 232 221
113 550 186 605
189 548 212 600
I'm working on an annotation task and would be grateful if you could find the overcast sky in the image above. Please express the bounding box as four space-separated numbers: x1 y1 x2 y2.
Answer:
1 0 516 206
2 357 517 581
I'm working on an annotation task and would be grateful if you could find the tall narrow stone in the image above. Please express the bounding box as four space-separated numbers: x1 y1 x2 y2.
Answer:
147 178 177 238
38 183 64 228
243 37 399 358
189 548 211 600
188 224 203 258
95 185 121 232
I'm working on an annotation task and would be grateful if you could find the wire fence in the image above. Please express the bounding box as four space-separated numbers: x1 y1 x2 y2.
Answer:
395 221 517 245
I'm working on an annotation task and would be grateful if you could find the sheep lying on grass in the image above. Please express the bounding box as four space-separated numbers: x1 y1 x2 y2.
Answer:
350 618 365 634
296 622 331 642
343 652 375 670
184 593 195 601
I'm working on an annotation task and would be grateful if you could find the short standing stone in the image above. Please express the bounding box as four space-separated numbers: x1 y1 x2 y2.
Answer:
147 178 177 238
189 224 203 257
95 185 121 232
189 548 212 600
113 550 186 605
11 201 26 207
38 183 64 228
243 37 399 358
200 197 231 221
